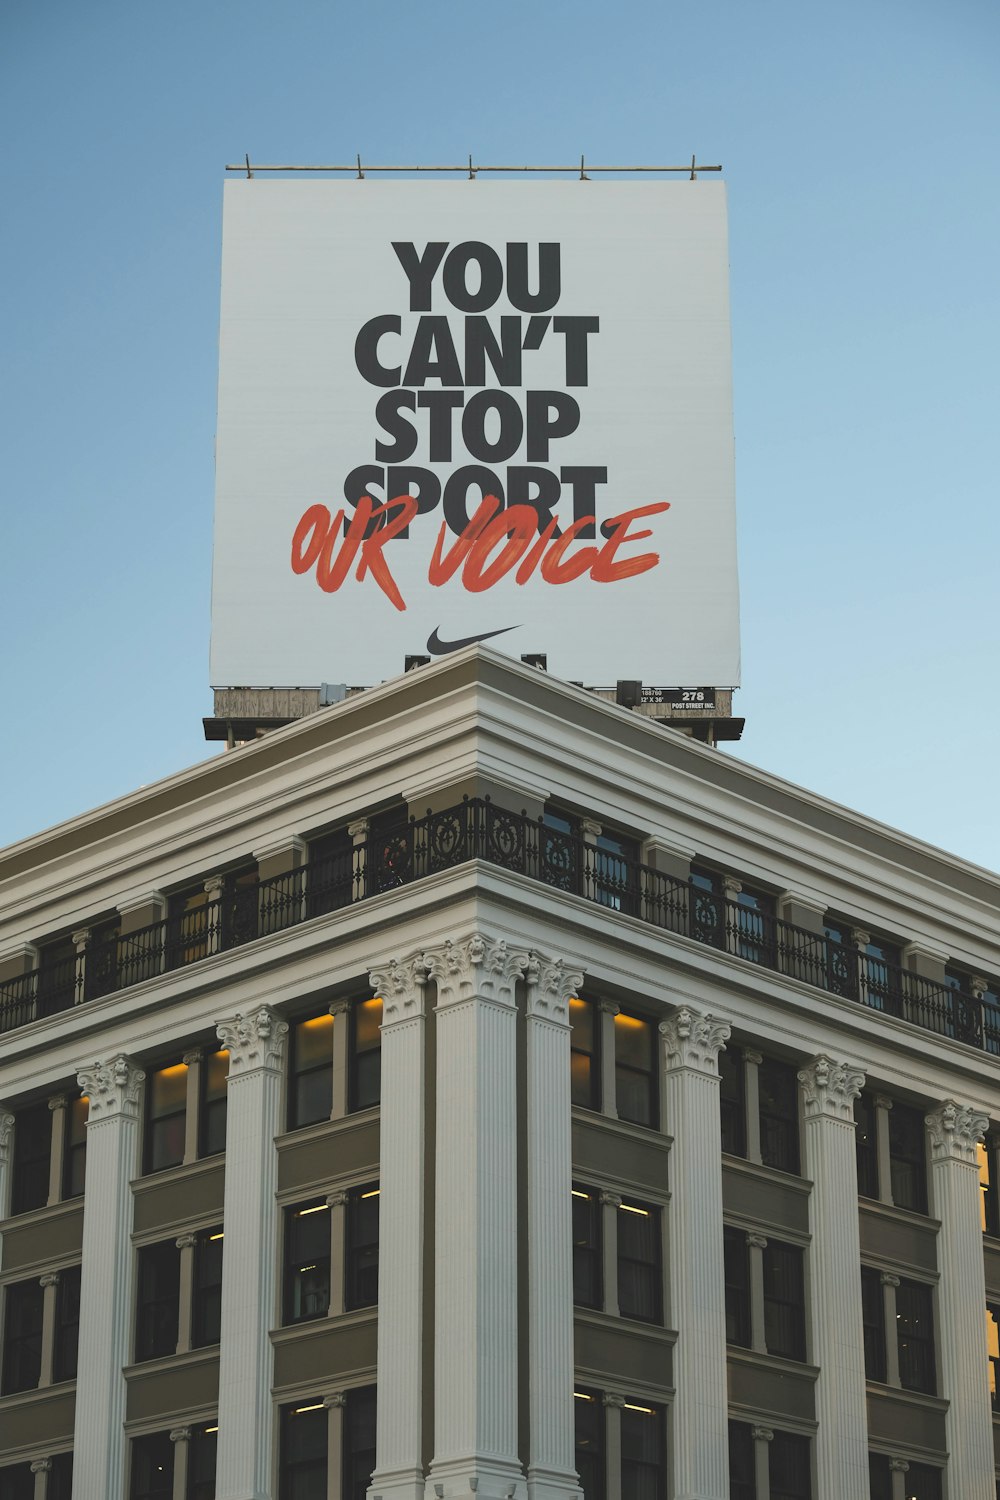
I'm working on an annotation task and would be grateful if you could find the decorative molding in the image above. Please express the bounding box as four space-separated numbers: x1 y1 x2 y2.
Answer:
328 997 351 1018
601 1392 625 1409
925 1100 989 1164
874 1095 894 1113
525 953 585 1022
29 1459 52 1474
252 834 306 864
203 875 225 897
47 1095 69 1114
889 1457 910 1473
323 1390 347 1409
71 929 90 953
423 934 528 1009
216 1006 288 1076
599 1192 622 1209
347 818 369 842
744 1050 763 1067
880 1272 900 1288
745 1232 768 1251
326 1191 348 1209
369 953 428 1023
182 1050 202 1068
116 889 166 919
169 1427 192 1444
39 1272 60 1289
0 1113 14 1159
798 1055 866 1121
751 1426 774 1444
660 1007 731 1075
76 1055 144 1121
175 1233 198 1250
598 998 620 1017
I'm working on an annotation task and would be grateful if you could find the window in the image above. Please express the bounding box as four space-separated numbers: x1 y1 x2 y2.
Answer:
614 1010 657 1128
869 1456 941 1500
1 1280 43 1393
345 1186 379 1310
859 934 902 1014
860 1266 887 1382
690 867 725 947
284 1201 331 1324
63 1093 88 1198
617 1198 661 1323
989 1304 1000 1407
166 884 211 967
769 1431 811 1500
53 1263 81 1382
728 1421 756 1500
11 1101 50 1216
723 1228 751 1348
732 884 776 967
0 1464 33 1500
308 827 354 917
129 1432 173 1500
978 1137 999 1235
188 1424 218 1500
571 1188 602 1309
758 1057 799 1175
144 1061 188 1174
720 1044 746 1157
569 996 600 1109
594 828 638 914
135 1241 180 1362
896 1278 935 1394
540 809 581 894
36 936 76 1017
288 1011 334 1130
84 916 120 1001
46 1453 73 1500
620 1401 664 1500
762 1241 806 1362
343 1386 377 1500
822 919 857 999
854 1092 878 1198
868 1455 892 1500
887 1103 927 1214
574 1391 605 1500
199 1049 229 1157
280 1401 326 1500
351 997 383 1112
219 866 260 950
193 1228 224 1348
720 1048 801 1177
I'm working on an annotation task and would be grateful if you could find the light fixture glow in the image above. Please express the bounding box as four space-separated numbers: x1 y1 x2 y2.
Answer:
209 1233 224 1241
294 1403 324 1414
296 1204 329 1216
619 1203 649 1216
361 1189 380 1199
624 1402 654 1413
571 1190 591 1200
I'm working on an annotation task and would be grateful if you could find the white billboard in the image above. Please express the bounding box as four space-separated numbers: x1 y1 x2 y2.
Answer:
211 180 739 687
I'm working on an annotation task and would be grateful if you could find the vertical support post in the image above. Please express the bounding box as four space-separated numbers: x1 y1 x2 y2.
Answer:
598 1000 619 1119
31 1458 51 1500
798 1056 869 1500
745 1235 767 1354
889 1457 909 1500
660 1007 731 1500
72 1055 145 1500
366 954 428 1500
330 999 351 1121
580 818 601 903
874 1096 893 1204
925 1100 994 1499
600 1194 622 1318
38 1272 60 1387
424 935 527 1500
214 1006 288 1500
602 1394 623 1500
525 955 586 1500
204 876 225 956
743 1052 763 1165
175 1234 197 1355
71 930 89 1005
880 1275 900 1386
170 1428 191 1500
349 819 369 900
751 1427 772 1499
47 1096 68 1207
182 1051 203 1165
0 1113 14 1243
326 1392 346 1500
721 877 742 957
327 1192 347 1318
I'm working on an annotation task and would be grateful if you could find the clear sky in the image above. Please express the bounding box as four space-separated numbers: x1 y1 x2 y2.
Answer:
2 0 997 868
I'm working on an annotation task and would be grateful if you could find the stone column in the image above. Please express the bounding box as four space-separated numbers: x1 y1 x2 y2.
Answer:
181 1051 203 1165
598 1000 619 1119
175 1233 198 1355
602 1393 624 1500
425 935 527 1500
329 998 351 1120
214 1006 288 1500
880 1275 901 1386
525 954 585 1500
170 1427 191 1500
47 1096 68 1206
743 1051 763 1164
580 818 601 904
38 1271 60 1387
348 818 369 901
204 876 225 956
0 1112 14 1230
798 1055 869 1500
660 1007 731 1500
600 1193 622 1319
888 1456 909 1500
325 1392 346 1500
72 1055 145 1500
31 1458 50 1500
745 1234 767 1355
327 1192 347 1318
365 954 428 1500
873 1096 893 1204
751 1427 772 1498
721 878 742 958
926 1100 994 1499
70 930 89 1005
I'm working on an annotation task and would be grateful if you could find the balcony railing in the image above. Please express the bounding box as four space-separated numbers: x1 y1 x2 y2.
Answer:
3 797 998 1055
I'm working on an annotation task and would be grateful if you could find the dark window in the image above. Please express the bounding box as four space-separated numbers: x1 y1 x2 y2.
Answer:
860 935 901 1013
288 1012 334 1130
144 1061 187 1175
36 936 77 1017
979 1138 999 1236
188 1424 218 1500
983 981 1000 1057
351 997 383 1112
723 1227 750 1347
84 916 120 1001
308 827 355 917
0 1463 33 1500
762 1240 806 1361
989 1304 1000 1407
888 1103 928 1214
541 809 581 894
614 1010 656 1128
854 1092 878 1198
284 1202 330 1324
166 884 211 967
135 1241 180 1362
758 1057 800 1175
46 1453 73 1500
280 1401 327 1500
368 807 412 896
769 1431 811 1500
1 1279 43 1393
617 1200 661 1323
11 1101 51 1215
728 1421 756 1500
572 1188 602 1309
823 919 857 999
733 885 775 966
219 866 260 950
860 1266 887 1382
63 1093 88 1199
903 1463 942 1500
620 1400 663 1500
345 1186 379 1310
896 1278 935 1394
129 1431 173 1500
868 1455 892 1500
690 867 725 947
53 1264 81 1382
569 997 600 1109
719 1045 746 1157
574 1390 605 1500
594 828 637 914
193 1229 224 1348
343 1386 377 1500
199 1049 228 1157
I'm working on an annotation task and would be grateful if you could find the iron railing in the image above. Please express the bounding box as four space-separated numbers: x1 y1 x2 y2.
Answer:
3 797 998 1056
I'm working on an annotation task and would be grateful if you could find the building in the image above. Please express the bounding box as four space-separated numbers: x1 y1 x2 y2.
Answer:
0 647 999 1500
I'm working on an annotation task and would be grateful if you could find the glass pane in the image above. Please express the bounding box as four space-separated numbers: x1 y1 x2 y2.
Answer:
355 999 383 1052
614 1012 651 1070
295 1014 333 1068
150 1064 188 1117
569 996 595 1051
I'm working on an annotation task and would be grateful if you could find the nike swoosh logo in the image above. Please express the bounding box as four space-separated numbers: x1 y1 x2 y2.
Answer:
426 625 521 655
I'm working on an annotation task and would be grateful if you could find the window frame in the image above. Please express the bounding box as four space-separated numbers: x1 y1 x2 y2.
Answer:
616 1196 662 1324
53 1263 81 1383
143 1059 189 1176
283 1199 332 1325
571 1186 603 1311
762 1238 807 1362
344 1185 380 1312
1 1278 44 1394
613 1007 658 1129
134 1239 181 1364
11 1101 51 1217
192 1227 225 1349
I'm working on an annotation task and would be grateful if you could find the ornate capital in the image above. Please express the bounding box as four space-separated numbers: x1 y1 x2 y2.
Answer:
926 1099 989 1164
47 1094 69 1114
598 998 620 1017
798 1055 865 1122
880 1272 900 1288
203 875 225 898
745 1232 768 1251
0 1113 13 1162
39 1272 60 1289
76 1055 144 1122
369 953 428 1024
169 1427 192 1444
328 997 351 1018
601 1392 625 1409
324 1390 347 1409
751 1425 773 1443
889 1458 909 1473
71 929 90 954
599 1191 622 1209
216 1005 288 1076
30 1459 52 1475
424 934 528 1010
660 1007 731 1075
327 1191 349 1209
744 1050 763 1067
525 953 585 1023
175 1233 198 1250
182 1049 202 1068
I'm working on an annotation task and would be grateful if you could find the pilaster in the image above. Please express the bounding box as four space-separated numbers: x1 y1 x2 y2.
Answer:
0 1111 14 1224
329 998 351 1120
175 1233 198 1355
660 1007 731 1500
38 1272 60 1387
31 1458 50 1500
47 1096 68 1207
325 1392 346 1500
170 1427 192 1500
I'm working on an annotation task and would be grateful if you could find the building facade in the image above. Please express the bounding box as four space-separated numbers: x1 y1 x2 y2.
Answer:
0 649 998 1500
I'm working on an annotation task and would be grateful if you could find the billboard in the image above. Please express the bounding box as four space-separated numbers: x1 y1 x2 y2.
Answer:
211 180 739 687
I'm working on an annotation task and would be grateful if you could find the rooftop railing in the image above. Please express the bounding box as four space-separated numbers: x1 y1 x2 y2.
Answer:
3 797 998 1055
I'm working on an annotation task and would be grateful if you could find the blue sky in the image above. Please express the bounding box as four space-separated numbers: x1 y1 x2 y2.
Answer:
2 0 998 867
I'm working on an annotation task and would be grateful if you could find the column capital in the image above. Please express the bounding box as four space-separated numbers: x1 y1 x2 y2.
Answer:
525 953 585 1024
327 1191 349 1209
76 1055 144 1121
873 1094 894 1113
29 1459 52 1474
175 1233 198 1250
599 1191 622 1209
216 1005 288 1076
798 1055 865 1121
71 929 91 953
203 875 225 897
601 1392 625 1409
745 1232 768 1251
182 1049 203 1068
39 1271 61 1289
47 1094 69 1113
598 998 620 1017
169 1427 192 1443
329 996 352 1018
751 1426 773 1443
889 1457 909 1473
323 1390 347 1409
369 953 429 1024
347 818 369 842
926 1099 989 1164
660 1007 731 1075
880 1272 900 1288
0 1113 13 1160
424 934 528 1010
